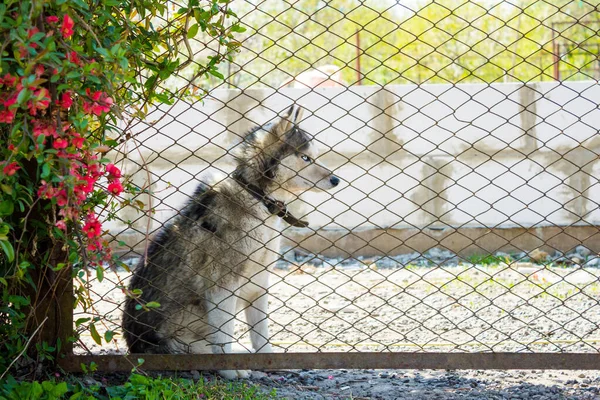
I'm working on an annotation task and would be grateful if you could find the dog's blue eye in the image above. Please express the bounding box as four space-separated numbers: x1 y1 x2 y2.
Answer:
301 155 311 162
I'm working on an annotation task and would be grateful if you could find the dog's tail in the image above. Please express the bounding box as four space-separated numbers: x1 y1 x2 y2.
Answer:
122 257 173 354
124 325 172 354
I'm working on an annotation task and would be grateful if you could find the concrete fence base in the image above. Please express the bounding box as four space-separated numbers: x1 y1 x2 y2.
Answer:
113 225 600 262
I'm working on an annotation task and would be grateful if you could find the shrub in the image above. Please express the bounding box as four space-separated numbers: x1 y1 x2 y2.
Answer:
0 0 241 375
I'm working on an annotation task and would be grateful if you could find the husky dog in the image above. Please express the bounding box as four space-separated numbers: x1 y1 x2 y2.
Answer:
122 105 339 379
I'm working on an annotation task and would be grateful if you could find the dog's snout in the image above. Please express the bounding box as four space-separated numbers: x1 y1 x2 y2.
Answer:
330 175 340 186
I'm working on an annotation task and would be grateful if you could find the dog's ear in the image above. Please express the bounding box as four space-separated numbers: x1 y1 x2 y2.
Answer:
272 105 300 137
293 106 304 124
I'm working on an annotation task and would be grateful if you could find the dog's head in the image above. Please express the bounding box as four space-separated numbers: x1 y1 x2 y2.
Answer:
235 105 339 200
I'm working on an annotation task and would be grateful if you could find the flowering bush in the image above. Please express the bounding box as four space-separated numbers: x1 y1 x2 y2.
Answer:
0 0 240 374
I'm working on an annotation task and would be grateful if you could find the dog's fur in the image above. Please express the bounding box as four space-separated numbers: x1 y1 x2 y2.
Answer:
122 106 338 379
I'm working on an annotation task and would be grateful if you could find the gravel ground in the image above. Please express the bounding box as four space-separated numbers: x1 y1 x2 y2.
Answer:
242 368 600 399
74 247 600 398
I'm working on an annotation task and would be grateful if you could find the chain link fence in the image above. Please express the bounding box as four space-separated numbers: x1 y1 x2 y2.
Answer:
65 0 600 371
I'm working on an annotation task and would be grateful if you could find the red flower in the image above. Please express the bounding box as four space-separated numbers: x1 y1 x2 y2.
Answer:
107 180 123 196
106 164 121 179
83 88 113 116
34 65 44 77
87 239 101 252
66 51 81 65
38 181 54 198
28 27 40 49
86 163 102 179
8 144 15 151
82 214 102 239
3 94 17 109
53 137 69 149
46 16 59 24
33 120 56 138
55 220 67 231
61 15 74 39
56 189 68 206
27 88 51 116
71 134 84 149
0 74 16 87
0 109 15 123
57 91 73 109
3 162 20 176
78 176 96 194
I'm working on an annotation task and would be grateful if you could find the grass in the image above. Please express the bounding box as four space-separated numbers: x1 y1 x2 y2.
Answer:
0 373 276 400
467 254 513 266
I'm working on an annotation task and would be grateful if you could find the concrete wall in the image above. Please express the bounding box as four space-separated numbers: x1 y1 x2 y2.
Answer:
108 81 600 256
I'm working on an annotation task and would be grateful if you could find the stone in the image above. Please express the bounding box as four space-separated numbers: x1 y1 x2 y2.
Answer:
575 245 591 257
529 248 549 263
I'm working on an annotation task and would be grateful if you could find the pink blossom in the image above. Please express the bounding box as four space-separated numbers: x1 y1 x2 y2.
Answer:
71 135 84 149
61 15 74 38
107 180 123 196
3 162 20 176
0 109 15 123
106 163 121 179
58 91 73 109
82 214 102 239
56 189 68 207
66 51 81 65
0 74 16 87
33 120 56 139
27 88 51 116
83 88 113 116
27 27 40 49
52 137 69 149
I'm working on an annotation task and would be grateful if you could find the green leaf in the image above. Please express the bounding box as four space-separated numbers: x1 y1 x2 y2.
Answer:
208 68 224 80
104 330 114 342
96 266 104 282
16 88 30 106
75 317 91 327
146 301 161 309
0 240 14 262
52 382 68 397
0 200 14 216
1 184 13 195
41 162 50 179
130 373 148 385
69 0 89 10
0 223 9 236
42 381 54 392
53 263 66 271
230 24 246 33
30 382 43 398
65 71 81 79
89 323 102 345
187 23 199 38
104 139 119 147
154 93 173 104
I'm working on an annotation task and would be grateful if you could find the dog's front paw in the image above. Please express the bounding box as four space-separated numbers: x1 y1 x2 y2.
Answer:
219 369 250 380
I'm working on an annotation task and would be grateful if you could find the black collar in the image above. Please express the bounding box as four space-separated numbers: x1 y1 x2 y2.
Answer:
233 173 309 228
